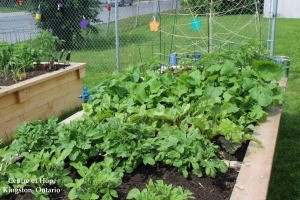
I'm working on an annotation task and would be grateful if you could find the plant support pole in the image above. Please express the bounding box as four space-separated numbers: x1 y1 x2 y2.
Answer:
270 0 278 57
115 0 120 72
135 0 141 27
208 0 213 53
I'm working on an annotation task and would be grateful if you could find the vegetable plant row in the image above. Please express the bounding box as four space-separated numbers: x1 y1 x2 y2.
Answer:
0 43 284 199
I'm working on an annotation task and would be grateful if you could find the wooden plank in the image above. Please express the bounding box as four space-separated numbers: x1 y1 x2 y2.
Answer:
0 93 17 110
24 88 82 122
25 70 78 98
0 79 82 124
0 116 23 141
0 70 77 109
16 88 29 103
230 107 282 200
0 88 82 140
47 89 82 117
77 68 86 79
230 79 287 200
0 63 86 98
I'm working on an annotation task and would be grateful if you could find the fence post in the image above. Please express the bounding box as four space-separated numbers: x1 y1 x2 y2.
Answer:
135 0 141 27
208 0 213 53
270 0 278 57
115 0 120 73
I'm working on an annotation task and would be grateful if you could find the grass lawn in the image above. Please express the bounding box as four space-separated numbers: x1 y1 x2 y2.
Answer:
267 18 300 200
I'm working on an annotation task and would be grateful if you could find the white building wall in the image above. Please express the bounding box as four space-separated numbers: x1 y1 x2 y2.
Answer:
264 0 300 18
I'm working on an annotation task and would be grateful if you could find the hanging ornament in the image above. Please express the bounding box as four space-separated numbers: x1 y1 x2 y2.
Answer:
194 54 201 62
17 0 23 6
169 53 178 66
80 16 89 30
35 5 42 20
57 2 65 11
105 2 111 12
190 18 202 31
150 16 159 31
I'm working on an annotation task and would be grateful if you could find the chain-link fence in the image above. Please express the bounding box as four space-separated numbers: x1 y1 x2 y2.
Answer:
1 0 272 88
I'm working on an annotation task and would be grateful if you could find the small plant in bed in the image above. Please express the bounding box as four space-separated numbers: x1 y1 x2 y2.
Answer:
0 31 63 86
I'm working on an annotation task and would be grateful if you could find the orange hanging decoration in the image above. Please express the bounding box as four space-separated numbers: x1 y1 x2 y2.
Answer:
150 17 159 31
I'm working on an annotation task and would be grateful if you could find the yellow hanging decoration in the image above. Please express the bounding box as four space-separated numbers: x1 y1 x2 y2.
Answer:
35 5 42 20
150 16 159 31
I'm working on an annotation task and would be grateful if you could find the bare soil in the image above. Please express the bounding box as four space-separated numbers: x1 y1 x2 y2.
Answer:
0 63 69 87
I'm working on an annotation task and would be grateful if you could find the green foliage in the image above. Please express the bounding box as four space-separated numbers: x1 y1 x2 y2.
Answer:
252 60 284 82
0 44 285 199
0 42 12 80
126 179 195 200
34 0 101 49
66 159 123 200
0 30 60 82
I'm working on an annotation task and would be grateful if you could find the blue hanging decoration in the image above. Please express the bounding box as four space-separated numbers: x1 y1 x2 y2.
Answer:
79 86 93 102
190 18 202 31
169 53 178 66
194 54 201 62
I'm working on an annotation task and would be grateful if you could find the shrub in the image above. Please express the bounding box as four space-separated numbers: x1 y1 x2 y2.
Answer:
32 0 101 49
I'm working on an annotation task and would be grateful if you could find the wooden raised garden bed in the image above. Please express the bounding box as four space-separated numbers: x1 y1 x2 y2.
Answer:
0 62 86 141
58 80 288 200
230 78 288 200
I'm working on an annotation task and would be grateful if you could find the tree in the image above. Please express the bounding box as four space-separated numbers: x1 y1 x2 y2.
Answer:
33 0 101 49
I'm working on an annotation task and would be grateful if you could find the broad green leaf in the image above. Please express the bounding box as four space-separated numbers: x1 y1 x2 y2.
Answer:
110 189 118 198
143 155 155 165
252 60 284 81
203 86 225 98
218 136 241 154
223 91 233 102
249 86 273 107
68 188 78 200
135 82 149 103
242 77 255 90
82 103 93 116
127 188 141 199
248 104 267 121
205 166 216 177
220 60 238 76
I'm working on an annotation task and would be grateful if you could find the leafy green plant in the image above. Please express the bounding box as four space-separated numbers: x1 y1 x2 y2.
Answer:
10 42 37 71
127 179 195 200
31 30 62 62
0 30 62 83
66 158 123 200
0 42 12 80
